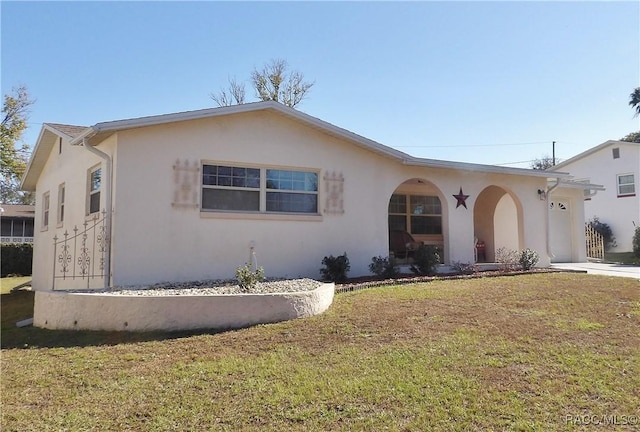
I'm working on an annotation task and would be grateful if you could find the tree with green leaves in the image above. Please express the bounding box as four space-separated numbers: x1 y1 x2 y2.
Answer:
210 59 314 109
620 131 640 143
629 87 640 117
1 86 35 204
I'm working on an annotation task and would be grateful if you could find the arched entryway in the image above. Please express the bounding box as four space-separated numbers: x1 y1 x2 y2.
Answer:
473 186 523 262
388 178 449 263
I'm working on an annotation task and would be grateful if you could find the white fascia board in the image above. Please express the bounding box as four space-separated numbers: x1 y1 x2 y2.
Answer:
553 179 606 191
403 157 571 178
68 101 413 161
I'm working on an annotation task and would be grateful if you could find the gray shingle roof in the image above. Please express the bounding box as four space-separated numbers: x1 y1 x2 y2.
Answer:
45 123 88 139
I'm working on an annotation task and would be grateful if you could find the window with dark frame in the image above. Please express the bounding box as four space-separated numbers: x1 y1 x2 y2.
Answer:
612 148 620 159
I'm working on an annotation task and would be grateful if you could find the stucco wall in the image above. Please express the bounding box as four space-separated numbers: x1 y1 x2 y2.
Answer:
556 143 639 252
100 111 555 285
32 110 569 289
33 283 335 331
31 134 117 290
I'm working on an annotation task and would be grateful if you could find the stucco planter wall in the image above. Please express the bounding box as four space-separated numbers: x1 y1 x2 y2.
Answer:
33 283 334 332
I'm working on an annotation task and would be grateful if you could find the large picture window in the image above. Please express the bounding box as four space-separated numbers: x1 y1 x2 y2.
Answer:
389 194 442 235
202 164 318 214
617 173 635 197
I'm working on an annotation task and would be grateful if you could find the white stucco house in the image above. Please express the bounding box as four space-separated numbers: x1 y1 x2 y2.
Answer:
21 101 597 290
551 140 639 253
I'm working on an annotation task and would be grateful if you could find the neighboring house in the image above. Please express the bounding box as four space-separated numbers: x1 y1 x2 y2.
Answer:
551 140 639 253
0 204 35 243
21 101 596 290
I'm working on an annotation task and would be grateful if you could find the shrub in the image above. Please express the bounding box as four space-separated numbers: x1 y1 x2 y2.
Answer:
450 261 478 275
495 247 519 272
1 243 33 277
410 245 440 276
235 264 264 292
519 248 540 270
588 217 617 251
369 256 399 279
320 253 350 283
633 227 640 258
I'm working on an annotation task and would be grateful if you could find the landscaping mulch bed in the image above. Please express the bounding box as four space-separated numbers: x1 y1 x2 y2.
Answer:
336 267 580 293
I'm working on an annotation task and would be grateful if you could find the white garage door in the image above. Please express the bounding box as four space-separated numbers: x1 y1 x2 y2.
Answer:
549 199 572 262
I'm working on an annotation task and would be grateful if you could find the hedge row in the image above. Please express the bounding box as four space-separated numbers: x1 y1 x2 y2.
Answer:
1 243 33 277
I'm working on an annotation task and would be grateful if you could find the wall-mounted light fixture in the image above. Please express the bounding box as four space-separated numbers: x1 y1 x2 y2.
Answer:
537 189 547 200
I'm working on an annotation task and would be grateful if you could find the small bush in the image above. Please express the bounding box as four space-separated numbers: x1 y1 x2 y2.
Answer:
410 245 440 276
450 261 478 275
519 248 540 270
633 227 640 258
588 217 617 251
235 264 264 292
369 256 399 279
495 247 519 272
1 243 33 277
320 253 350 283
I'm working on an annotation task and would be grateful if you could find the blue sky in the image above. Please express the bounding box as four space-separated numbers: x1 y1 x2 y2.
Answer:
2 1 639 167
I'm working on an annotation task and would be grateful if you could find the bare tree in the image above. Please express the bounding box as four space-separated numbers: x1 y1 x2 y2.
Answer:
251 59 314 108
530 155 555 170
210 77 246 107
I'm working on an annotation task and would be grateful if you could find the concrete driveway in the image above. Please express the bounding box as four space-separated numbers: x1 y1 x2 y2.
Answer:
551 262 640 279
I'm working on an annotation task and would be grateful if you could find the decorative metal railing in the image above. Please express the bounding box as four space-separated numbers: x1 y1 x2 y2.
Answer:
585 223 604 260
52 210 109 290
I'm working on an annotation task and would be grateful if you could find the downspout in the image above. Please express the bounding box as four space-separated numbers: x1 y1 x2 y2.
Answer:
82 137 113 289
545 178 562 260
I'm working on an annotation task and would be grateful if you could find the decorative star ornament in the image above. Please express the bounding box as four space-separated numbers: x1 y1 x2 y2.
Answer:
453 187 469 209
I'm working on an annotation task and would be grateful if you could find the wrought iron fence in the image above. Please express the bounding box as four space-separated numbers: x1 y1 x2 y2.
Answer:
585 223 604 260
53 210 109 290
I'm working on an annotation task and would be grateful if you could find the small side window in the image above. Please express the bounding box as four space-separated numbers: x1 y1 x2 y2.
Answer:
612 148 620 159
88 166 102 215
42 192 50 230
57 183 65 225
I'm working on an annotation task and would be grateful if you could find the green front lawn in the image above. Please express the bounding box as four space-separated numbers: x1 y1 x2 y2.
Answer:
2 273 639 431
605 252 640 266
0 276 31 295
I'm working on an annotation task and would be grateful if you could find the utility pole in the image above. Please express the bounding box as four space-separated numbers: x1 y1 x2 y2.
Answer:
552 141 556 166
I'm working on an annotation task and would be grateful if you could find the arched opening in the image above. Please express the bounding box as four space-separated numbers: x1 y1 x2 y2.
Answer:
388 178 449 263
473 186 523 262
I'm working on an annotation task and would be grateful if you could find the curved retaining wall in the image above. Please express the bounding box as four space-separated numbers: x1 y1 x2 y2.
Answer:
33 283 335 332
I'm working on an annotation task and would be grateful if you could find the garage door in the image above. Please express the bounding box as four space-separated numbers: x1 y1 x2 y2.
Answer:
549 199 572 262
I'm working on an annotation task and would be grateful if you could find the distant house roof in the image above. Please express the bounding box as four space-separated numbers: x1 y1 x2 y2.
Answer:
22 101 570 191
0 204 35 218
551 140 639 170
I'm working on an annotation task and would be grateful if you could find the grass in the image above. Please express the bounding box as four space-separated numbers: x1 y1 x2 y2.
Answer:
604 252 640 266
2 273 639 431
0 276 31 294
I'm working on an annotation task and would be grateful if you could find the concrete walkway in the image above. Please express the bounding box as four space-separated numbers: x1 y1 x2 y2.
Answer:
551 262 640 279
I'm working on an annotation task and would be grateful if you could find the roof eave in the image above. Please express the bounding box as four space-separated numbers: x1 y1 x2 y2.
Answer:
403 157 571 178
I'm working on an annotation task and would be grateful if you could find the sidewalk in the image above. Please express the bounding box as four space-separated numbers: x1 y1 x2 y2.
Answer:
550 262 640 279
